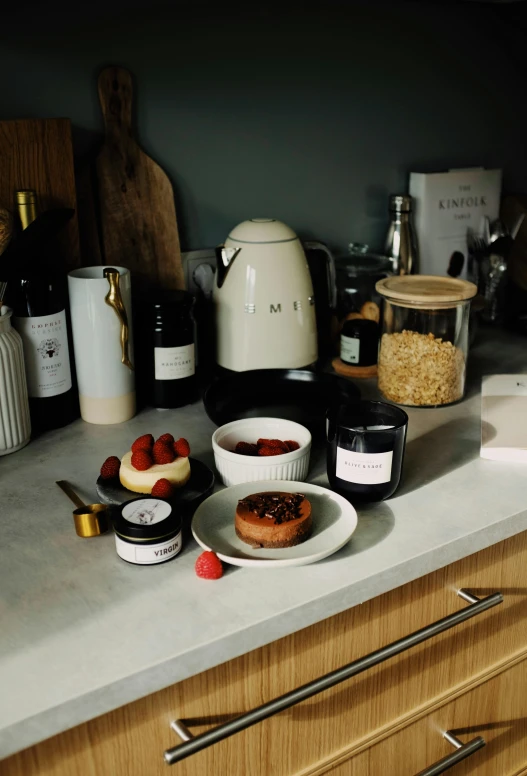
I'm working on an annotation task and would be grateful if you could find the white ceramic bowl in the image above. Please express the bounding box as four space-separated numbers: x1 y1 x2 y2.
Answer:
212 418 312 487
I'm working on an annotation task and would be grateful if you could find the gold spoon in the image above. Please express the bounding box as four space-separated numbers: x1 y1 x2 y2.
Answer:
56 480 109 538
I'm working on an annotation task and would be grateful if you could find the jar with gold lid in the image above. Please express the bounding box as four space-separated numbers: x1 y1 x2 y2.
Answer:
375 275 477 407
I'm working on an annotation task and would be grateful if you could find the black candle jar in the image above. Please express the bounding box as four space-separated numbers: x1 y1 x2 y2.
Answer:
327 401 408 503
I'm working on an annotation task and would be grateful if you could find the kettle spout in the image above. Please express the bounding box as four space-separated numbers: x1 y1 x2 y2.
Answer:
215 244 241 288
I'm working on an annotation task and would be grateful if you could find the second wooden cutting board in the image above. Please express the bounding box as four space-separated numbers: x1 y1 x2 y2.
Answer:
96 66 185 290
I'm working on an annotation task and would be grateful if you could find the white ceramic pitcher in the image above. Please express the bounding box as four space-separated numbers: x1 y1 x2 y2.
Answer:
68 266 135 424
0 306 31 454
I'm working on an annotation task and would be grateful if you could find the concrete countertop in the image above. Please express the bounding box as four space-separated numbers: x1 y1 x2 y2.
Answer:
1 328 527 759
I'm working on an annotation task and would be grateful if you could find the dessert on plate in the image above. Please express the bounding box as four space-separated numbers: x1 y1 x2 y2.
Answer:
235 491 312 549
100 433 191 495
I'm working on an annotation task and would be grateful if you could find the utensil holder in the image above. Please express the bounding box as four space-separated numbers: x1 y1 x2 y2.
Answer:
68 266 136 424
0 306 31 455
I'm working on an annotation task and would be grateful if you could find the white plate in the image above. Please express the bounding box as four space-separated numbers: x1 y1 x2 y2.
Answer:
191 480 357 568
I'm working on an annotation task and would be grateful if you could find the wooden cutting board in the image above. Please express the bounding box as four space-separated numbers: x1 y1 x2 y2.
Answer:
96 67 185 290
0 118 80 271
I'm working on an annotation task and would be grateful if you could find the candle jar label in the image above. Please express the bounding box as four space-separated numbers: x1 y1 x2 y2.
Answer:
336 447 393 484
155 344 195 380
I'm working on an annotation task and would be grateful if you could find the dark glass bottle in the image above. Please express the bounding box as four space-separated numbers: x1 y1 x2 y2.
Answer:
148 291 197 408
9 191 78 431
340 318 379 366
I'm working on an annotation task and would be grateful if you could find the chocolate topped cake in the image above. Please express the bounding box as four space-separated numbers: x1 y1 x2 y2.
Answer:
235 491 312 548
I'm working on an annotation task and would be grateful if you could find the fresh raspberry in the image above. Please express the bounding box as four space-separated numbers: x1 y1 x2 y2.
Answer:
131 434 154 453
153 440 175 465
156 433 175 445
284 440 300 452
258 445 284 457
234 441 259 456
131 450 154 471
195 551 223 580
174 437 190 458
151 478 175 498
100 456 120 480
257 438 288 452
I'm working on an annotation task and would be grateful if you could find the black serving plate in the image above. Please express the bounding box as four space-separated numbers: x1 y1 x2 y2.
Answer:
96 458 215 518
203 369 360 438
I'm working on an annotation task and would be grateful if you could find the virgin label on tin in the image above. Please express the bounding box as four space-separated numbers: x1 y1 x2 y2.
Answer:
336 448 393 485
122 498 172 525
14 310 72 398
155 344 195 381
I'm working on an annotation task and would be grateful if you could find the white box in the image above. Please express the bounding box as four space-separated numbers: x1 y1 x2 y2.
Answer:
409 168 502 277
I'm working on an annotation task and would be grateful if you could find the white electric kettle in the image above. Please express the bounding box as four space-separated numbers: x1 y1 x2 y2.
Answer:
213 219 318 372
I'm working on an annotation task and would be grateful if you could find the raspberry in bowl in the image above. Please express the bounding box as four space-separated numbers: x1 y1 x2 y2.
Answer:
211 418 311 487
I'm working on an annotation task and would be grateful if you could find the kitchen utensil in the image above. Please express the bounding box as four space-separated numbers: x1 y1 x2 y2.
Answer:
0 282 6 308
96 458 215 517
384 195 418 275
191 479 358 567
376 275 477 407
212 418 311 487
213 219 318 371
96 66 184 290
203 369 360 438
327 401 408 503
0 306 31 455
0 118 80 270
482 253 508 323
489 218 507 244
56 479 109 537
68 266 135 424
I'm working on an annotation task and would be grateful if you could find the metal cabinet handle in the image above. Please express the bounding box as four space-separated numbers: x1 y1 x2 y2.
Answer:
415 730 486 775
164 589 502 765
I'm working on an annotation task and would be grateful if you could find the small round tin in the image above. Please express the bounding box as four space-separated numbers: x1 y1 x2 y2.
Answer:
112 497 183 565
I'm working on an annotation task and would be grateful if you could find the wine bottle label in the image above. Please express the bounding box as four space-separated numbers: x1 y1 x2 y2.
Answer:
340 334 360 364
155 344 195 381
336 447 393 485
14 310 72 398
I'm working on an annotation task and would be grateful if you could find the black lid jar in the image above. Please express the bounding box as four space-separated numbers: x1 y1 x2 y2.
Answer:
112 497 183 565
146 290 197 408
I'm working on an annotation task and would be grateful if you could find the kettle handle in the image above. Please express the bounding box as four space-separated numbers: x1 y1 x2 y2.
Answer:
104 268 134 371
302 240 337 309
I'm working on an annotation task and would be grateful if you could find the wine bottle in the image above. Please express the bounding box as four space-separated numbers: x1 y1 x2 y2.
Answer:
10 190 78 431
145 290 197 409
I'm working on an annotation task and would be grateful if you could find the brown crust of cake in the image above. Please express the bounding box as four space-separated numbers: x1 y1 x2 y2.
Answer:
235 491 312 549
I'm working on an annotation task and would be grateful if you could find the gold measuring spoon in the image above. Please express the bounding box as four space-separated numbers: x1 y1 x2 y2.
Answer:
56 480 109 538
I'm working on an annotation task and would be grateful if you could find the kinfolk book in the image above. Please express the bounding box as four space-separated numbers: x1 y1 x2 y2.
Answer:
481 375 527 462
409 168 502 277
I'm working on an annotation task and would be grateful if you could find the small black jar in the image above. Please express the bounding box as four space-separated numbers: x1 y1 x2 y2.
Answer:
340 318 380 366
327 400 408 503
112 497 183 565
147 290 197 408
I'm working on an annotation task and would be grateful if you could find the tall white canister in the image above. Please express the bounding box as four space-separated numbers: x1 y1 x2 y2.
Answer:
68 266 136 424
0 306 31 455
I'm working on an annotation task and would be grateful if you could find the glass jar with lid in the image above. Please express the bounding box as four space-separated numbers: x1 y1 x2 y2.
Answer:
336 243 393 324
375 275 477 407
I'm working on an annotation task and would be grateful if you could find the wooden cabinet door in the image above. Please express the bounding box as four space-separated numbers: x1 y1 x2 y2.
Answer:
328 656 527 776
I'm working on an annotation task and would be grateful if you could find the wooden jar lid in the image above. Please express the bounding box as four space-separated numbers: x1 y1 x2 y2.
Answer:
375 275 477 306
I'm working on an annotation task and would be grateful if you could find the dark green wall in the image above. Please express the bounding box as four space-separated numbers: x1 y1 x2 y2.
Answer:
1 1 526 254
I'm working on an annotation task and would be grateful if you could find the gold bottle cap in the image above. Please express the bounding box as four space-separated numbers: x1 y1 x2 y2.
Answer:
16 190 37 205
73 504 109 538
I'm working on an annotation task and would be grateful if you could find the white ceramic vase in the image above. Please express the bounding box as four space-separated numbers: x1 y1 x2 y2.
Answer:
68 267 136 425
0 306 31 455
